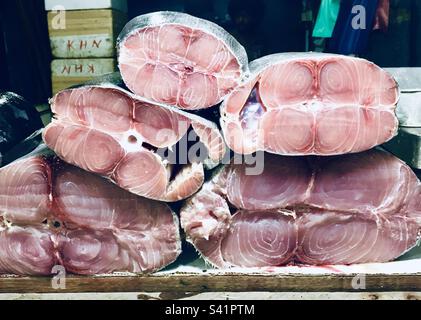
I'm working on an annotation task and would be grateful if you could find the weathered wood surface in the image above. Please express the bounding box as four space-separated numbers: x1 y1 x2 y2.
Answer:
2 291 421 300
0 274 420 294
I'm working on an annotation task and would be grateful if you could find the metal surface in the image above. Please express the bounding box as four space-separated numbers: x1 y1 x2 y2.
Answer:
383 127 421 169
397 92 421 127
383 68 421 164
385 68 421 92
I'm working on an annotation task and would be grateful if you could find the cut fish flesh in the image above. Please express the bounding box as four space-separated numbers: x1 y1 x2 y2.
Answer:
221 53 399 155
0 225 57 276
43 77 227 202
181 149 421 267
0 156 181 275
117 11 248 110
0 156 51 224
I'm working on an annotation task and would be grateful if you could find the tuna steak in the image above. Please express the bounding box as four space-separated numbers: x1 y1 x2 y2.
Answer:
181 149 421 267
0 224 57 276
117 11 248 110
0 156 181 275
221 53 399 156
43 79 226 202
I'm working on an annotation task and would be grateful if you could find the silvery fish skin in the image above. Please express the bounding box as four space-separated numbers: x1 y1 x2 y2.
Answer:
0 92 43 166
0 130 47 167
117 11 249 110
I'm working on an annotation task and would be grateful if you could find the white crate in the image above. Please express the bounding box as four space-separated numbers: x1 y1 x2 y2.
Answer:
44 0 127 12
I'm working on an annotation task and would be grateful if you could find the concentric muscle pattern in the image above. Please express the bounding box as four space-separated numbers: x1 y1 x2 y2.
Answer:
0 226 57 276
0 156 181 276
220 211 297 267
118 12 248 110
296 213 418 265
0 156 51 224
221 53 399 155
181 150 421 268
44 85 226 202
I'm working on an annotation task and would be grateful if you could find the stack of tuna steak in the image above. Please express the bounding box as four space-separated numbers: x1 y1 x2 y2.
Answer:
0 11 420 276
0 11 242 276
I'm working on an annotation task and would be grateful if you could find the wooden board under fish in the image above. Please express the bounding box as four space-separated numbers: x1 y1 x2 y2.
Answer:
0 273 419 294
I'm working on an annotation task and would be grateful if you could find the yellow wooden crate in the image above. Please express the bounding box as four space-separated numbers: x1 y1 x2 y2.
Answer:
47 9 127 58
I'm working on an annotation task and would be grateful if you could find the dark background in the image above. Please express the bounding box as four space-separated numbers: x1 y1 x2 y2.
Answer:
0 0 421 104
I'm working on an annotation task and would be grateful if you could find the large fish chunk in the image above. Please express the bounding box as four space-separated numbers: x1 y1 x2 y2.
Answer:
0 156 181 275
0 226 57 276
117 11 248 110
43 76 227 202
52 163 181 274
221 53 399 156
0 156 51 224
181 149 421 268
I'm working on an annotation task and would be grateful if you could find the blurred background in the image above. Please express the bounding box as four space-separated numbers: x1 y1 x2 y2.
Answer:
1 0 421 104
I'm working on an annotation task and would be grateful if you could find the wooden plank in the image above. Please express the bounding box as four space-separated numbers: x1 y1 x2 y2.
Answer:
44 0 128 12
0 274 420 294
0 292 420 300
47 9 127 58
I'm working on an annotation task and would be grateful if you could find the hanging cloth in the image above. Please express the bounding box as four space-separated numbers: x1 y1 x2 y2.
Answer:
373 0 390 32
312 0 341 38
328 0 379 55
